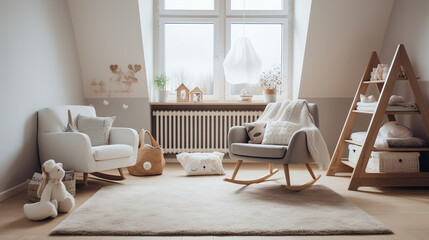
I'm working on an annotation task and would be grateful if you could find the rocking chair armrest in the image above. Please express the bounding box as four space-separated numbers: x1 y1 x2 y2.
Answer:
39 132 96 172
228 126 249 148
284 130 313 164
289 130 307 144
109 127 139 152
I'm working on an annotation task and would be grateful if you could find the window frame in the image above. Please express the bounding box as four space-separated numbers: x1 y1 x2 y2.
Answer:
155 0 290 102
226 0 288 16
159 0 220 16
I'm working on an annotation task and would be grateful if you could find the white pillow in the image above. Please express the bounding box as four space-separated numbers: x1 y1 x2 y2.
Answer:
77 115 116 146
262 121 300 145
244 121 267 144
379 121 412 138
176 152 225 176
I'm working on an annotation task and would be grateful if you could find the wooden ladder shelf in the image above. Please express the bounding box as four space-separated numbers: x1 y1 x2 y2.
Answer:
326 44 429 190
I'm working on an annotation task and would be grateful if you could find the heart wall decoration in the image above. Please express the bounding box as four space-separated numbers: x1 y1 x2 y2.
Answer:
90 64 143 97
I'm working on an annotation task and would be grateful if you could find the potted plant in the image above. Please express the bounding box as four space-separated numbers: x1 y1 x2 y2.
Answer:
153 74 169 102
259 65 283 102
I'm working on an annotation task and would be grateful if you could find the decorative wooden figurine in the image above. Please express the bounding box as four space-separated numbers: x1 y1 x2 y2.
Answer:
190 87 203 103
176 83 190 102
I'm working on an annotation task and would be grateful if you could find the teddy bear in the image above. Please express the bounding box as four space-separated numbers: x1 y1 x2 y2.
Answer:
23 159 75 221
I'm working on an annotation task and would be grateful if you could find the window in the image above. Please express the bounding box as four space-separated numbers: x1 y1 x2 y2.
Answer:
161 21 217 95
156 0 289 101
227 20 286 97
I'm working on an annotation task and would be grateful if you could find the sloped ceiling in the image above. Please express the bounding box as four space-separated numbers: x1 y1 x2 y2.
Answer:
68 0 149 99
296 0 394 98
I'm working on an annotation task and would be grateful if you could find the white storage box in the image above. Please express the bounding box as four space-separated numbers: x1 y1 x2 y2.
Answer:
348 145 420 173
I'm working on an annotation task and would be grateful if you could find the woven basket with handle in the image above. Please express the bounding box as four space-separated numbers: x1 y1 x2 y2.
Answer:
128 129 165 176
28 179 75 203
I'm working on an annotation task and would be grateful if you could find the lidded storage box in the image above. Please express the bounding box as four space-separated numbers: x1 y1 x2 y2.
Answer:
348 144 420 173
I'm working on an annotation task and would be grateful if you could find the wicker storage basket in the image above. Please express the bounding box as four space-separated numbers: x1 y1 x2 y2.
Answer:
348 145 420 173
27 179 76 203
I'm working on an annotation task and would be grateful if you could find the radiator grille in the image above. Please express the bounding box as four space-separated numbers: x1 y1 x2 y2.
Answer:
153 110 263 153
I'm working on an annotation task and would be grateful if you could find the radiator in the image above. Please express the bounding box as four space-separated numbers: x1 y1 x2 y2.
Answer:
153 110 263 154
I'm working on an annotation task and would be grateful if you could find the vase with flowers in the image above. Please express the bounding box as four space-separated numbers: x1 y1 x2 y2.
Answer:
259 65 283 102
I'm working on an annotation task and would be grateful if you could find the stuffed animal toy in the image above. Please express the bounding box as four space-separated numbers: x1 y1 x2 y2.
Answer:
23 159 75 221
360 94 377 103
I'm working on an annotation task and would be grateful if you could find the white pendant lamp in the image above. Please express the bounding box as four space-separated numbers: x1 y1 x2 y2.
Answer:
223 0 262 86
223 36 262 84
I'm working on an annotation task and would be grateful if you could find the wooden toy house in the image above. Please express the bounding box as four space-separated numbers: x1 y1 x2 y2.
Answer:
176 83 190 102
190 87 203 103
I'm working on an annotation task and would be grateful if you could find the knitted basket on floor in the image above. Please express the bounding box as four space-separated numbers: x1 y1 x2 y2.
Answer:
27 179 76 203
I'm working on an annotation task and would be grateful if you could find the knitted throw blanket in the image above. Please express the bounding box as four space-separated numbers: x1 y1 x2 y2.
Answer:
257 100 331 169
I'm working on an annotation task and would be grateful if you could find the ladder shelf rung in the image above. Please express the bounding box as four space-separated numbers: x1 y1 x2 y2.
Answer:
344 140 429 151
362 79 408 84
352 110 420 115
341 159 356 169
340 160 378 173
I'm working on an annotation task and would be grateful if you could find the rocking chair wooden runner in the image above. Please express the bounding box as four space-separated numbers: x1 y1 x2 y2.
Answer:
224 103 321 191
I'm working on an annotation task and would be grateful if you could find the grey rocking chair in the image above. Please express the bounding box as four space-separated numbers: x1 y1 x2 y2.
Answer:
224 103 321 191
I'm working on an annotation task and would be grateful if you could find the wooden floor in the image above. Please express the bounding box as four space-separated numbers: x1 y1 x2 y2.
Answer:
0 162 428 240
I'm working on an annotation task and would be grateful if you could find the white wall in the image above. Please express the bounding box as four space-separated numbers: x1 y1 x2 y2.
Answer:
380 0 429 142
291 0 311 99
298 0 394 98
290 0 394 155
0 0 84 193
139 0 154 100
68 0 152 133
68 0 149 99
380 0 429 80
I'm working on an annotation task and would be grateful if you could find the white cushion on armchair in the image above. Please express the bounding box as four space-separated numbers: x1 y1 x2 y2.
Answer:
92 144 133 161
38 105 138 173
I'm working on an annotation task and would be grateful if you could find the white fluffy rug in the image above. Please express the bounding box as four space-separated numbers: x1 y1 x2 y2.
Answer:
51 182 391 236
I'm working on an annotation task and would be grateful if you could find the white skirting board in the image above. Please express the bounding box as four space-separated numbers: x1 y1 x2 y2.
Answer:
0 180 28 202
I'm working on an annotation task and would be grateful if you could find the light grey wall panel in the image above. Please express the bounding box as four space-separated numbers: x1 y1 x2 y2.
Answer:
85 98 151 132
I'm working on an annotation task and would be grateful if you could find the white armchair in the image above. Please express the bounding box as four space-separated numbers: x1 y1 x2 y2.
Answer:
38 105 138 185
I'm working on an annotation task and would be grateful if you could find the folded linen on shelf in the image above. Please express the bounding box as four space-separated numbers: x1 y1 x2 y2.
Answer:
351 132 388 148
357 102 378 107
356 95 418 111
350 132 426 149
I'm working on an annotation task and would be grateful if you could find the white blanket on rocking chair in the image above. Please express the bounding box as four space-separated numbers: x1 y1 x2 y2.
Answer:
257 100 330 169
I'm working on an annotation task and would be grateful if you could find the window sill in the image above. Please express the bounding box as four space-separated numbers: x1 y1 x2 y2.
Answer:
149 100 268 106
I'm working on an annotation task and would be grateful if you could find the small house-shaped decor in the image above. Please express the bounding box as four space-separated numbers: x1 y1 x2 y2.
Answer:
176 83 190 102
190 87 203 103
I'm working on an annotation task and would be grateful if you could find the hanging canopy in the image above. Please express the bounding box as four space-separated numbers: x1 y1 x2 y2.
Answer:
223 36 262 85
